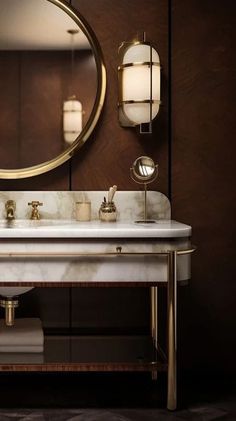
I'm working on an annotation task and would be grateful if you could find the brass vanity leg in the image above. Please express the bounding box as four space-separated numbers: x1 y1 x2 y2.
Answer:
151 286 158 380
167 250 177 411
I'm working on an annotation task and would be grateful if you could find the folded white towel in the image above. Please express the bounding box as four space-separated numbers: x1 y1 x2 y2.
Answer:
0 318 44 347
0 345 43 353
0 353 44 362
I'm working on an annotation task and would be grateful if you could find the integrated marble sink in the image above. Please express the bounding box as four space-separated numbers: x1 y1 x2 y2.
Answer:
0 191 193 300
0 219 191 238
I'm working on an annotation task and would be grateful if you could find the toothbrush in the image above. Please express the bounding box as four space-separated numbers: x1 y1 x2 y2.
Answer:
108 185 117 203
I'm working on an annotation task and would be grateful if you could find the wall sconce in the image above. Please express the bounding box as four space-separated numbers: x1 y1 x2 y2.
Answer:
63 29 83 144
118 32 161 134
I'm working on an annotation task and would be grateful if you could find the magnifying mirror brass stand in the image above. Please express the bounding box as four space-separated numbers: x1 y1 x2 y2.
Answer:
130 156 158 223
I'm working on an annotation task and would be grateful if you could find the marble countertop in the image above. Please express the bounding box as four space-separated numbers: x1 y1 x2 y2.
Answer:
0 219 191 239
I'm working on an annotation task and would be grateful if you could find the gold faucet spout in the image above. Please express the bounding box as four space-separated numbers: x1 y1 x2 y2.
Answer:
5 200 16 221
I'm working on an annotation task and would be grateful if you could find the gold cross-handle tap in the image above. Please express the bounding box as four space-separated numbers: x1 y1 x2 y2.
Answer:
28 201 43 220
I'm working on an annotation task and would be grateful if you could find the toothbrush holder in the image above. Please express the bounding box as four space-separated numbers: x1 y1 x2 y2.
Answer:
99 201 117 222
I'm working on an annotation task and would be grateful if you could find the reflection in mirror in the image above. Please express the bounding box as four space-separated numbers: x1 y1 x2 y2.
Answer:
0 0 97 170
130 156 158 223
63 29 83 145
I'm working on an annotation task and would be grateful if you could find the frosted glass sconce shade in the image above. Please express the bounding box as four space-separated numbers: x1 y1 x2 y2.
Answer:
118 36 161 132
63 98 82 144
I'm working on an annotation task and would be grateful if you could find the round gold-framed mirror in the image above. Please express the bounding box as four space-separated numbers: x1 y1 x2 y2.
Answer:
0 0 106 179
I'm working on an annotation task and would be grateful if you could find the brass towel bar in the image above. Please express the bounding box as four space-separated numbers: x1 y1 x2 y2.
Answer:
0 247 196 259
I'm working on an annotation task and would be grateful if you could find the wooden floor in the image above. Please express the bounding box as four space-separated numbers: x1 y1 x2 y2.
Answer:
0 373 235 420
0 404 235 420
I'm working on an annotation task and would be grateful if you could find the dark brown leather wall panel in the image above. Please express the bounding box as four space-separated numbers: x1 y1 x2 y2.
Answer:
172 0 236 374
0 53 19 168
71 0 169 193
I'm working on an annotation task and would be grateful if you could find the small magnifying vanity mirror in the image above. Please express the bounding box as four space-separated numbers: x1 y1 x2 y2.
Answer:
130 156 158 223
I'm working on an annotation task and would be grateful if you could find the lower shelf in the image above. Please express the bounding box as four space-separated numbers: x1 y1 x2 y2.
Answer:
0 335 167 372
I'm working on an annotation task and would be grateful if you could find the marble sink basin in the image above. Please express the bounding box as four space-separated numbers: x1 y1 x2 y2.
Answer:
0 219 71 228
0 287 33 298
0 220 62 295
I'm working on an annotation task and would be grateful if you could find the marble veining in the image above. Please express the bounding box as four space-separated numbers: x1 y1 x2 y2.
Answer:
0 191 171 221
0 239 191 283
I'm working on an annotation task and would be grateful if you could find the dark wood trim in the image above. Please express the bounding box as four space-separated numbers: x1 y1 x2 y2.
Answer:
0 362 167 373
0 279 190 288
0 281 165 287
0 281 189 287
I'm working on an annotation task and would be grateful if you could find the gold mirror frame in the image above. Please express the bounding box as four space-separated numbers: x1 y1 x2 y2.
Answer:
0 0 106 179
131 156 157 182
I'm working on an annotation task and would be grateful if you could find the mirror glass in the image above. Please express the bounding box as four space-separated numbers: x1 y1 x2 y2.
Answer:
0 0 104 176
132 156 157 182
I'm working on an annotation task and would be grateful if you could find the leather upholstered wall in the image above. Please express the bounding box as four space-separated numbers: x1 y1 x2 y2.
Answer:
172 0 236 375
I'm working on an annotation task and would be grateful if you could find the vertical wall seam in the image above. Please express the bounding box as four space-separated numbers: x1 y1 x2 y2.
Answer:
69 159 72 191
69 0 74 336
69 159 72 332
17 53 22 165
168 0 172 203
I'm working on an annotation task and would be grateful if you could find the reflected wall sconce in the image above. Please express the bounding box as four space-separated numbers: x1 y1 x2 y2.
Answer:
63 95 82 144
118 32 161 134
63 29 83 144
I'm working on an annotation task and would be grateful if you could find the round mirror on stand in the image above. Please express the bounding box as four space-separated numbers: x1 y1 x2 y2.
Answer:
130 156 158 223
0 0 106 179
